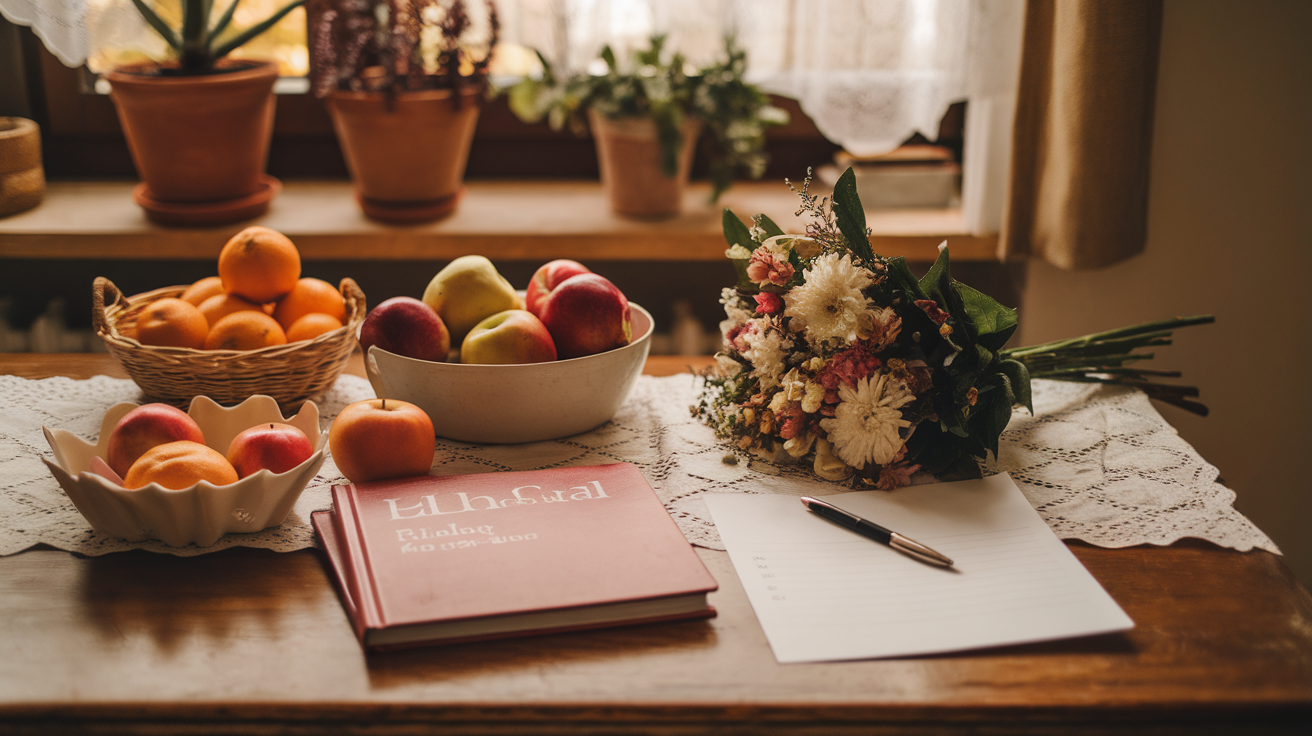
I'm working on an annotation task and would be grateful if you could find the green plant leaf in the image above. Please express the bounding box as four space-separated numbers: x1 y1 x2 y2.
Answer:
600 45 617 73
210 0 241 40
958 282 1018 353
998 359 1033 414
722 208 754 249
756 214 785 239
130 0 182 51
830 168 874 263
211 0 305 62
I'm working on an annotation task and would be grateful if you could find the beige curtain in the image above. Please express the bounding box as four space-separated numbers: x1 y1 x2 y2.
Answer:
1001 0 1164 269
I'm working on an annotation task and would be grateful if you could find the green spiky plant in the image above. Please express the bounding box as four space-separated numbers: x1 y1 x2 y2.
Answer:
128 0 305 73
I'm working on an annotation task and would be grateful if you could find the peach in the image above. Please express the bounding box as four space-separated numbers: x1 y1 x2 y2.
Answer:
538 273 632 359
329 398 435 484
525 259 591 318
461 309 557 364
359 297 450 363
226 422 316 478
106 403 207 479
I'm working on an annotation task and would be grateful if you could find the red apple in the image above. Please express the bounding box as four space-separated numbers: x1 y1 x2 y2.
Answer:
525 259 592 318
461 309 557 364
106 403 207 479
359 297 451 363
537 273 633 360
329 398 435 484
226 422 316 478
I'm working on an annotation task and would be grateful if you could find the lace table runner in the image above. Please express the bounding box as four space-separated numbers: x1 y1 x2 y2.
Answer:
0 373 1278 557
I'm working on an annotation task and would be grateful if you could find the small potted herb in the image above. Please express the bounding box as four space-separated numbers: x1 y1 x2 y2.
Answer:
106 0 305 224
509 36 787 218
309 0 499 223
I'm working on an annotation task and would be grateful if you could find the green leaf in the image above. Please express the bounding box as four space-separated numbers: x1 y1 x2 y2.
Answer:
600 45 617 73
211 0 304 62
918 244 950 297
971 373 1016 459
756 214 785 239
130 0 182 51
959 282 1018 353
830 168 874 263
210 0 240 40
884 257 929 302
722 208 754 249
998 359 1033 415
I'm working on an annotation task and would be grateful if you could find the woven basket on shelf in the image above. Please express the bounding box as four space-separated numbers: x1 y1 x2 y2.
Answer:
92 276 367 410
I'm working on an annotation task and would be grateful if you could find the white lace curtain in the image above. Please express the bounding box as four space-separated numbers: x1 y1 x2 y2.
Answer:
1 0 1024 233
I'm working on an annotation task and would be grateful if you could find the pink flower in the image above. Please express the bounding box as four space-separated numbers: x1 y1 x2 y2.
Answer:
754 292 783 314
746 250 795 287
914 299 950 326
816 340 882 390
778 402 806 439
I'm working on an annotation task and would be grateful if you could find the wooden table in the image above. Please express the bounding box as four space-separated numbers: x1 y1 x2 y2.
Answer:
3 354 1311 735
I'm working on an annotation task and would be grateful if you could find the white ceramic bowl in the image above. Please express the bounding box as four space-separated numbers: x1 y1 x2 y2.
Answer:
365 303 653 443
42 395 327 547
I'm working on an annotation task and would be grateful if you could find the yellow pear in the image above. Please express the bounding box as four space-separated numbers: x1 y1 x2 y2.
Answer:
422 255 520 343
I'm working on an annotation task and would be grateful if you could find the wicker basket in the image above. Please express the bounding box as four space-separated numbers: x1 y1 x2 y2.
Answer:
93 276 367 410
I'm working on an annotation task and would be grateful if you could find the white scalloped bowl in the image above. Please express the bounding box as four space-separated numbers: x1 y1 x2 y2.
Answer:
364 303 653 443
42 395 327 548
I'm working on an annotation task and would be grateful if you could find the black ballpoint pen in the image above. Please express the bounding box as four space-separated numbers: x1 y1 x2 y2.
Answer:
800 496 954 568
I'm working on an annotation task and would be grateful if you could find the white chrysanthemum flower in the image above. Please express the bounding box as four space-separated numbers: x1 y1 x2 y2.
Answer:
784 253 875 347
819 372 915 469
741 322 790 390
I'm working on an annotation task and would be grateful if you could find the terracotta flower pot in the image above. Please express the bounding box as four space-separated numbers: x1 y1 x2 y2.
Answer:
326 88 482 223
105 60 279 224
588 110 702 219
0 117 44 218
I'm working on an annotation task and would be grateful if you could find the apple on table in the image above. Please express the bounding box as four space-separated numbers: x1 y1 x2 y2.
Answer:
329 398 435 484
538 273 633 360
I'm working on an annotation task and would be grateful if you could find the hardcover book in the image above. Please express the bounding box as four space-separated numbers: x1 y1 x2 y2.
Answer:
313 462 717 651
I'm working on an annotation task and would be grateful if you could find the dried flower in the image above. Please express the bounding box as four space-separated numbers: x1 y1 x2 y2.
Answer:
784 253 874 347
819 373 915 469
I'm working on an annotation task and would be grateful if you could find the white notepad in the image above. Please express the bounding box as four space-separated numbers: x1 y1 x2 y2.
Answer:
705 473 1133 663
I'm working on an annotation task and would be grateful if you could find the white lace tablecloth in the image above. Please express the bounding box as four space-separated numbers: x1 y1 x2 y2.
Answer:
0 373 1279 557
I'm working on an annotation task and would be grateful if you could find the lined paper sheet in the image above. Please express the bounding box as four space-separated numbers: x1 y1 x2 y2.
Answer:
705 473 1133 663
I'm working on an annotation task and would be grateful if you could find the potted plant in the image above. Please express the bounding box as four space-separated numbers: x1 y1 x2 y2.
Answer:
508 36 787 219
309 0 499 223
106 0 305 225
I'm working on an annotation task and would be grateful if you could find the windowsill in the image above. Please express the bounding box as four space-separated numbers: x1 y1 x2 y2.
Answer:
0 179 997 262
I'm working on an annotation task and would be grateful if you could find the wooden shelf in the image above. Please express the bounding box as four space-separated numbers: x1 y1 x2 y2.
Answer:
0 180 997 262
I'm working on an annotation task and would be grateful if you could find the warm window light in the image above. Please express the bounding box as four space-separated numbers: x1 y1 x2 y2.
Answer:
85 0 309 77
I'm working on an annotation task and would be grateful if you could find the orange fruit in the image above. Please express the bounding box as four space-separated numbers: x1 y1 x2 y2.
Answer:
124 440 239 490
197 293 263 327
179 276 225 307
204 311 288 351
286 312 344 342
272 277 346 331
217 226 301 303
134 298 209 349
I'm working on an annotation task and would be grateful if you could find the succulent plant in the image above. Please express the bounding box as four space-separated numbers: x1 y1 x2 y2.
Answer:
129 0 306 72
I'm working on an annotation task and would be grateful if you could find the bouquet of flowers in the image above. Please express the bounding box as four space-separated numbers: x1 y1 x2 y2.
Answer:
697 168 1213 487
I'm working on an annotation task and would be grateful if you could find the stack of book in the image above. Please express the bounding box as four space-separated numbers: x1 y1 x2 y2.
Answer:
313 463 718 651
818 145 961 209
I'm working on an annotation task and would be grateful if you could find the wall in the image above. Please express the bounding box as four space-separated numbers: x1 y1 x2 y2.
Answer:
1017 0 1312 583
